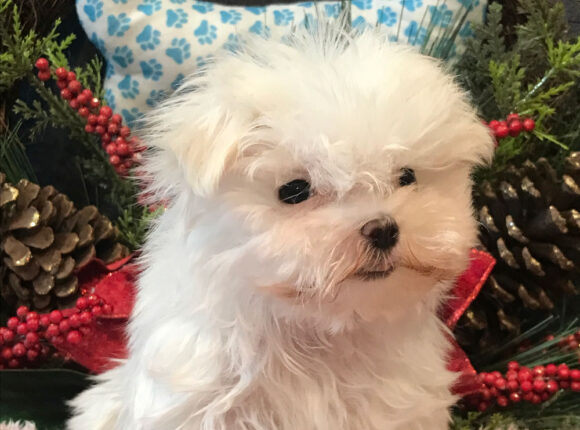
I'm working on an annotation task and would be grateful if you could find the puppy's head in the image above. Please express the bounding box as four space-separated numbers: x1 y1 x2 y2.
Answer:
142 27 494 327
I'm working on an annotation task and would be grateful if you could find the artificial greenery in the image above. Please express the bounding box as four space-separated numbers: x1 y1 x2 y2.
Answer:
0 0 153 251
455 0 580 179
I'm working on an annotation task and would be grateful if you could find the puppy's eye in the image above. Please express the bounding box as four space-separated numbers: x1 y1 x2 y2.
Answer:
399 168 416 186
278 179 311 204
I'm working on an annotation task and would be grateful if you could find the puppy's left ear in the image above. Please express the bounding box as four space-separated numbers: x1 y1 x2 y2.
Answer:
140 80 254 199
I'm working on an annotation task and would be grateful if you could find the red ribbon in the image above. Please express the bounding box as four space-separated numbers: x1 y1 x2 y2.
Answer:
54 249 496 396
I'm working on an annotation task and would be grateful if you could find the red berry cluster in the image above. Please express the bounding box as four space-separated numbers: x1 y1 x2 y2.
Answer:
487 113 535 141
0 295 112 369
35 58 145 175
467 361 580 412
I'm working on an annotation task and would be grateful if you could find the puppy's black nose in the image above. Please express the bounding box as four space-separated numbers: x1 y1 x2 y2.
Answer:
361 217 399 251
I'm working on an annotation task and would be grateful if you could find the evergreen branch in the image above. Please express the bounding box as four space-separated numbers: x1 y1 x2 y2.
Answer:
0 121 37 183
534 129 570 150
117 205 163 250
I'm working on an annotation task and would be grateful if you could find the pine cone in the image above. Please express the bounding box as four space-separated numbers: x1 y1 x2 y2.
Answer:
455 152 580 354
0 173 129 311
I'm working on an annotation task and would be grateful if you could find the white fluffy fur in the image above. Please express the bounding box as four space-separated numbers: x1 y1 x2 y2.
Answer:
68 25 494 430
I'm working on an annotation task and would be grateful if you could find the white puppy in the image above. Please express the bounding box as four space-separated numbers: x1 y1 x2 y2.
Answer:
68 24 494 430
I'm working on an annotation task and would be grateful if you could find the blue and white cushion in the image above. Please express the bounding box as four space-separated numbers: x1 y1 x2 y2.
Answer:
76 0 486 125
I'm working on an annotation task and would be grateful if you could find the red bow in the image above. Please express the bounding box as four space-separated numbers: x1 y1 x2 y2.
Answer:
55 249 496 396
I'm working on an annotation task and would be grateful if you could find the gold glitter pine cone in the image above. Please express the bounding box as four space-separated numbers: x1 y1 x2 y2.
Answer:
454 152 580 353
0 173 129 311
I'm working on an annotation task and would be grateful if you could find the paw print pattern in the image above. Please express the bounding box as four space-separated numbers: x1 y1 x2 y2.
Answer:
377 7 397 27
121 108 143 126
223 34 240 52
166 9 188 28
104 88 116 111
140 59 163 81
192 1 213 13
401 0 423 12
112 46 134 68
194 20 217 45
352 16 370 31
118 75 140 99
105 62 115 79
404 21 427 45
170 0 186 3
249 21 270 38
428 4 452 27
165 38 191 64
297 2 313 7
112 0 127 3
136 25 161 50
299 13 317 31
220 10 242 25
324 4 341 18
458 0 479 8
146 89 168 107
107 13 131 37
352 0 372 10
245 6 265 15
171 73 185 91
459 21 474 38
137 0 162 16
90 32 106 55
83 0 103 22
195 55 213 68
273 9 294 26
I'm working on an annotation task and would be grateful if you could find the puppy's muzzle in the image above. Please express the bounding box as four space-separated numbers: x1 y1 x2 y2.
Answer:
360 215 399 252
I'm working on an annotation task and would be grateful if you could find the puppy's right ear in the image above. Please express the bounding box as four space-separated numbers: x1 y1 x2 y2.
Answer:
139 79 253 200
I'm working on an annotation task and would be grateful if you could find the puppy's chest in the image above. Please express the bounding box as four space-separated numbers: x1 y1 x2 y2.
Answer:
225 332 448 429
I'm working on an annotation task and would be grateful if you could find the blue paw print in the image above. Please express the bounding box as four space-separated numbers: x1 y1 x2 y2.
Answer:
324 4 341 18
352 0 372 10
220 10 242 25
245 6 265 15
137 25 161 50
105 62 115 79
104 89 116 111
140 59 163 81
299 14 318 31
112 0 127 3
146 89 167 107
194 20 217 45
192 1 213 13
107 13 131 37
458 0 479 8
166 38 191 64
121 108 143 127
429 4 452 27
112 46 134 68
171 73 185 91
404 21 427 45
83 0 103 22
274 9 294 26
459 21 474 38
167 9 188 28
118 75 139 99
90 32 106 55
352 16 370 31
137 0 161 16
377 7 397 27
249 21 270 38
170 0 186 3
195 55 213 68
298 2 313 7
223 34 240 52
401 0 423 12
